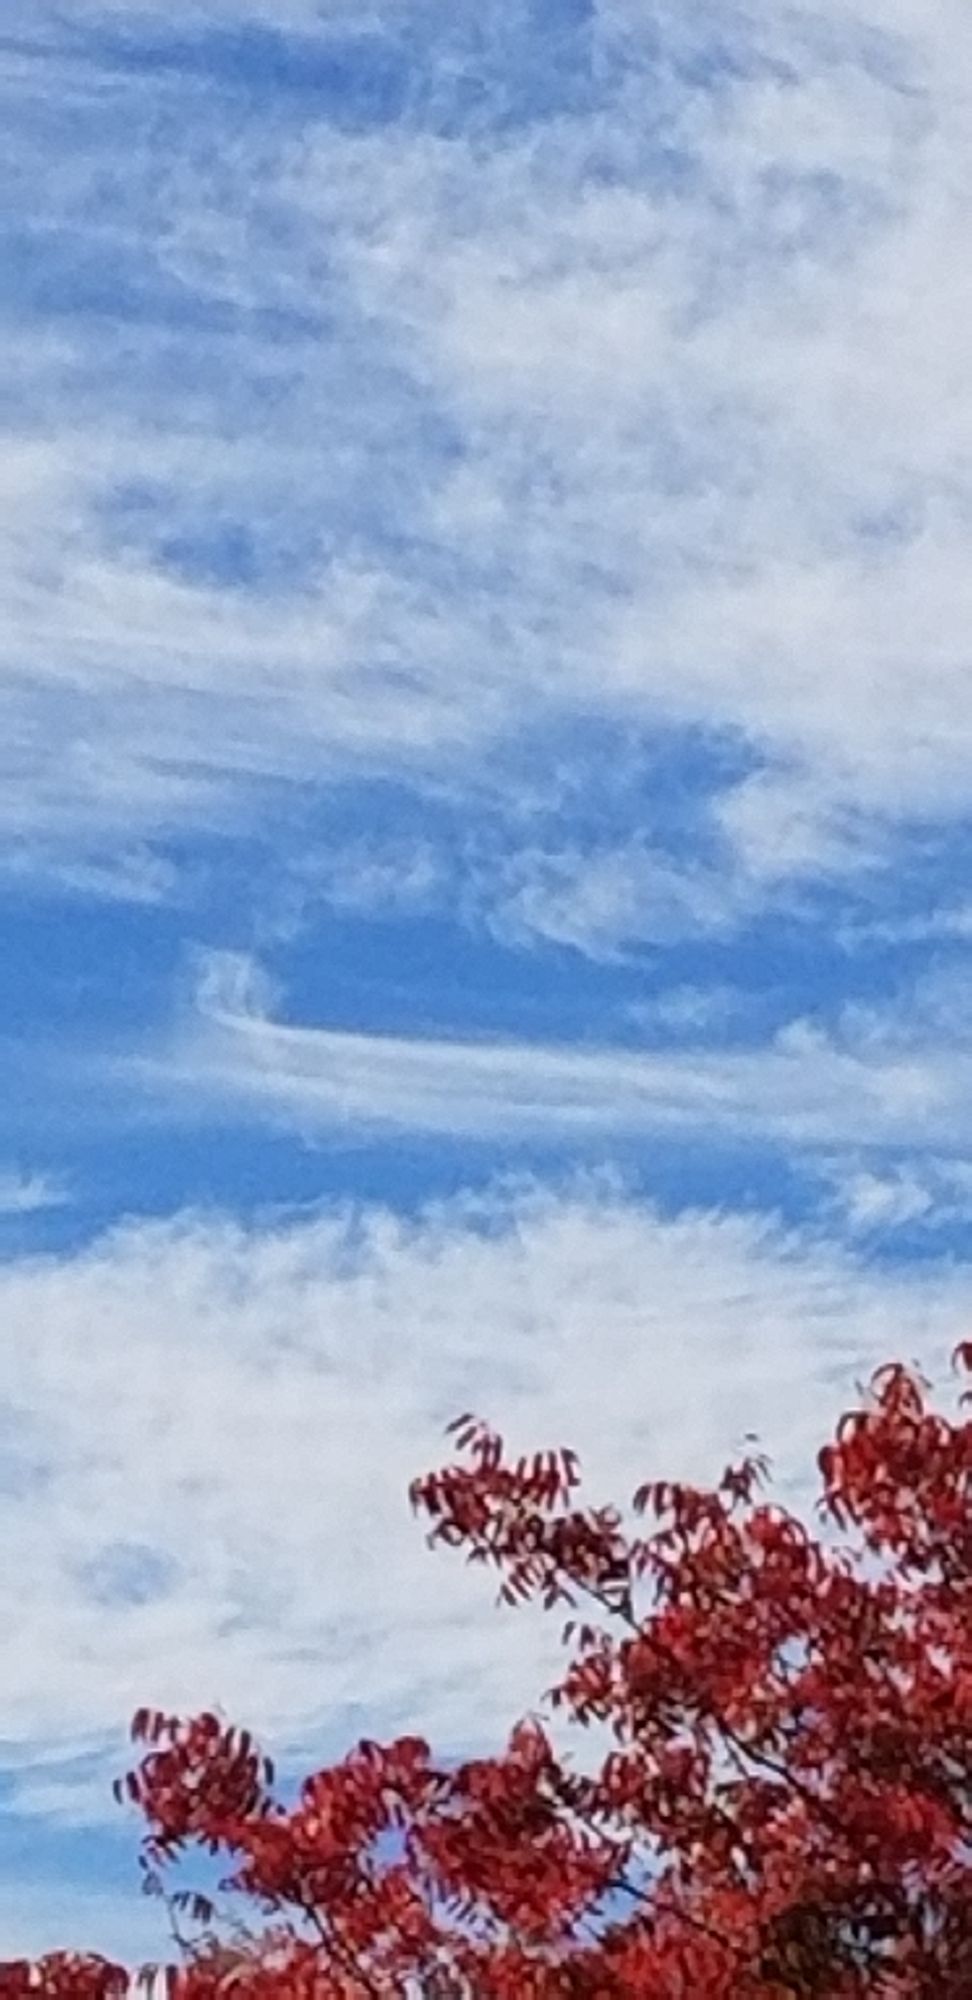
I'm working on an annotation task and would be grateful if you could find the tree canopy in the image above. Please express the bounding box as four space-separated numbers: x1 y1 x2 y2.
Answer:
4 1350 972 1996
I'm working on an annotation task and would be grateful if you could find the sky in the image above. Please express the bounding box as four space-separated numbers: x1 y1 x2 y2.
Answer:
2 0 972 1959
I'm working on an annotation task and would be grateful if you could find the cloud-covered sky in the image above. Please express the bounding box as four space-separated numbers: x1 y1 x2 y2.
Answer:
2 0 972 1958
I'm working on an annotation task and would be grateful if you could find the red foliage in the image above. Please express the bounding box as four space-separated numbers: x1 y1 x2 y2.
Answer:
4 1355 972 1995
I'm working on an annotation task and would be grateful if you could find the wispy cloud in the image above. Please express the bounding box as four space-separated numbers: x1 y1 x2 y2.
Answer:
0 1170 70 1216
819 1157 972 1236
283 837 447 931
0 0 971 908
481 840 748 959
626 983 753 1040
0 843 181 906
0 1179 966 1840
137 949 972 1155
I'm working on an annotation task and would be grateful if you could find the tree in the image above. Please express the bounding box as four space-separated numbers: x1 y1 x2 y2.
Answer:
3 1351 972 1996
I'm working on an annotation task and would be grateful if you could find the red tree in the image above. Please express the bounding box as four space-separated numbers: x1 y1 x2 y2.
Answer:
4 1351 971 1996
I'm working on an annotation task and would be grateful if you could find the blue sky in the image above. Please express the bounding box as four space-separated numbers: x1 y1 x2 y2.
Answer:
3 0 972 1958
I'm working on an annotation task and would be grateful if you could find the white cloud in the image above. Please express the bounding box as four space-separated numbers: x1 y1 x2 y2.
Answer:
0 0 972 890
191 944 280 1023
482 841 746 959
627 983 750 1039
0 1178 966 1860
820 1154 972 1236
0 843 181 906
0 1170 70 1216
832 1166 934 1233
317 5 972 821
290 837 447 925
714 772 881 886
840 901 972 949
144 948 972 1153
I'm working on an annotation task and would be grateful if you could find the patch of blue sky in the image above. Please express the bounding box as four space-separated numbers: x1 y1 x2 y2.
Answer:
0 730 964 1038
73 22 411 126
0 226 271 339
11 2 605 137
0 1814 166 1960
254 716 754 858
13 1113 969 1281
0 1408 53 1501
219 879 941 1076
98 482 330 596
162 737 965 1007
78 1542 179 1611
93 402 468 597
0 0 811 263
0 828 966 1263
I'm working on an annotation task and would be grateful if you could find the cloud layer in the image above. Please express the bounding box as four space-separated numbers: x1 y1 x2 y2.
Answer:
2 1183 966 1827
2 0 972 908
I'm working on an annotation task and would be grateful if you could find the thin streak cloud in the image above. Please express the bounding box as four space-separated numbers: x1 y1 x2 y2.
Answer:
143 950 972 1154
